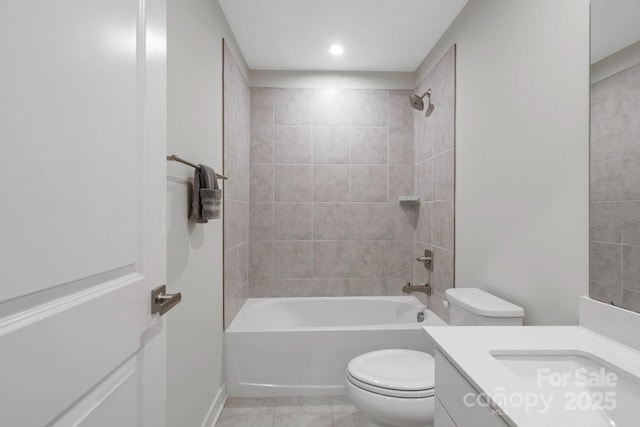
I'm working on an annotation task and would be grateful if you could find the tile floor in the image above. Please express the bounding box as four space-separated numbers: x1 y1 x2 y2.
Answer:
215 396 377 427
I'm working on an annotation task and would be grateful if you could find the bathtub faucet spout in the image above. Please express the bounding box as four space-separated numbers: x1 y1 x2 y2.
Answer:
402 282 432 296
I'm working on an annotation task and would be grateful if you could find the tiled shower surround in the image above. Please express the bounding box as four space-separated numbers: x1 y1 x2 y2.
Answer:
223 46 456 326
247 87 416 298
247 48 456 307
590 61 640 312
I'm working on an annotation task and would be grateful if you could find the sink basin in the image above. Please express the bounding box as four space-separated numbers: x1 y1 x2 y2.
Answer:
491 350 640 427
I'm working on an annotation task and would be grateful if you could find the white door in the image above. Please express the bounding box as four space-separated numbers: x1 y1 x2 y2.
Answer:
0 0 168 426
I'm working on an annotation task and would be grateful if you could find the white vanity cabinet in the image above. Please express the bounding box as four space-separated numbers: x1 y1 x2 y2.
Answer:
434 349 510 427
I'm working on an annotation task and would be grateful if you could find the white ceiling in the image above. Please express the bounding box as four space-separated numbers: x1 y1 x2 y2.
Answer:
218 0 469 72
220 0 640 71
591 0 640 63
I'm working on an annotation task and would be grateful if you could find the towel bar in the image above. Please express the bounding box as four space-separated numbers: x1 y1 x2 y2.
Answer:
167 155 227 179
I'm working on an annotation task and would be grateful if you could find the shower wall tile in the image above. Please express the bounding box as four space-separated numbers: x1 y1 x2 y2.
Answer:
388 90 414 127
389 127 414 164
274 241 312 279
349 278 387 296
350 90 388 127
249 242 273 280
250 126 274 164
388 204 415 241
387 240 414 278
274 203 312 240
274 165 312 201
433 149 455 201
591 76 622 122
313 165 350 202
590 281 623 306
312 127 350 164
415 115 434 162
313 241 351 278
621 65 640 112
622 156 640 200
274 88 312 126
250 164 274 202
623 288 640 312
591 116 623 162
250 88 274 126
623 111 640 156
433 100 455 155
590 202 622 244
351 165 388 202
589 242 622 285
249 203 274 242
224 149 248 201
591 159 624 202
312 89 350 126
432 200 455 251
389 165 414 201
415 202 432 244
622 201 640 245
224 247 238 297
351 127 388 164
350 240 389 278
224 44 251 328
248 279 276 298
313 203 350 240
274 126 312 164
312 279 350 296
238 242 249 286
350 203 390 240
415 160 433 201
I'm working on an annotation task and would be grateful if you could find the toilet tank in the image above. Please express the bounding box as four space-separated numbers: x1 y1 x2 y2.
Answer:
445 288 524 326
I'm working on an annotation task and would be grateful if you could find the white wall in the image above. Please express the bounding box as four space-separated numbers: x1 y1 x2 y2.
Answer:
417 0 590 325
166 0 247 425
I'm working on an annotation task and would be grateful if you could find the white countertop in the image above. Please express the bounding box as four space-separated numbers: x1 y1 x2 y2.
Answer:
424 325 640 427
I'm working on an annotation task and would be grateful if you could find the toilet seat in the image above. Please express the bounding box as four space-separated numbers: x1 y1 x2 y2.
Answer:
346 349 435 398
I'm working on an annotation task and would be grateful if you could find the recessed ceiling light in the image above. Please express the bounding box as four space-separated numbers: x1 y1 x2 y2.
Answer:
329 44 344 56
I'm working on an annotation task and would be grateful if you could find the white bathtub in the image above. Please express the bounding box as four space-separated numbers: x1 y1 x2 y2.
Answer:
224 296 447 397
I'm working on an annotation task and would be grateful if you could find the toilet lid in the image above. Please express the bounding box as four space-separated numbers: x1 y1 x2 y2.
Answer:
347 349 435 397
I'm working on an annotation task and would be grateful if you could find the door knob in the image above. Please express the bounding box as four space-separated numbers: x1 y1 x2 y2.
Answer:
151 285 182 316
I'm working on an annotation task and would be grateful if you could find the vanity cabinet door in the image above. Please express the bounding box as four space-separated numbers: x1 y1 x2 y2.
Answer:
435 349 509 427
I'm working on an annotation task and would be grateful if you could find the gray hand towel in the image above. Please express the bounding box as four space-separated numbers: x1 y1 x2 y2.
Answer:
199 164 222 220
188 164 222 223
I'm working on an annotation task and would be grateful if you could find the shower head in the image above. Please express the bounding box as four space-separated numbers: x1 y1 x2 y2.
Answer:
409 89 434 117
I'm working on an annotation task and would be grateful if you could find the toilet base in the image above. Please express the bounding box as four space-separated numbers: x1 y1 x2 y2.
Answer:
345 379 434 427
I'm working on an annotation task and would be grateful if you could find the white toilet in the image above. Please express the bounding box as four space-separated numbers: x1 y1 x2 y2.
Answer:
344 288 525 427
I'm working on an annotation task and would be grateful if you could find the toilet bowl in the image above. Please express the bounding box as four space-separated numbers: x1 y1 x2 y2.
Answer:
345 288 525 427
345 349 435 427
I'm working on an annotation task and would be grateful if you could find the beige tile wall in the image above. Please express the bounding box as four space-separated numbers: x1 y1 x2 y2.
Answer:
248 87 416 298
223 43 250 328
413 46 456 321
590 61 640 312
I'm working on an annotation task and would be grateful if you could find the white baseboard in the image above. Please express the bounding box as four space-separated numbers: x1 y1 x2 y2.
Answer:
201 383 227 427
